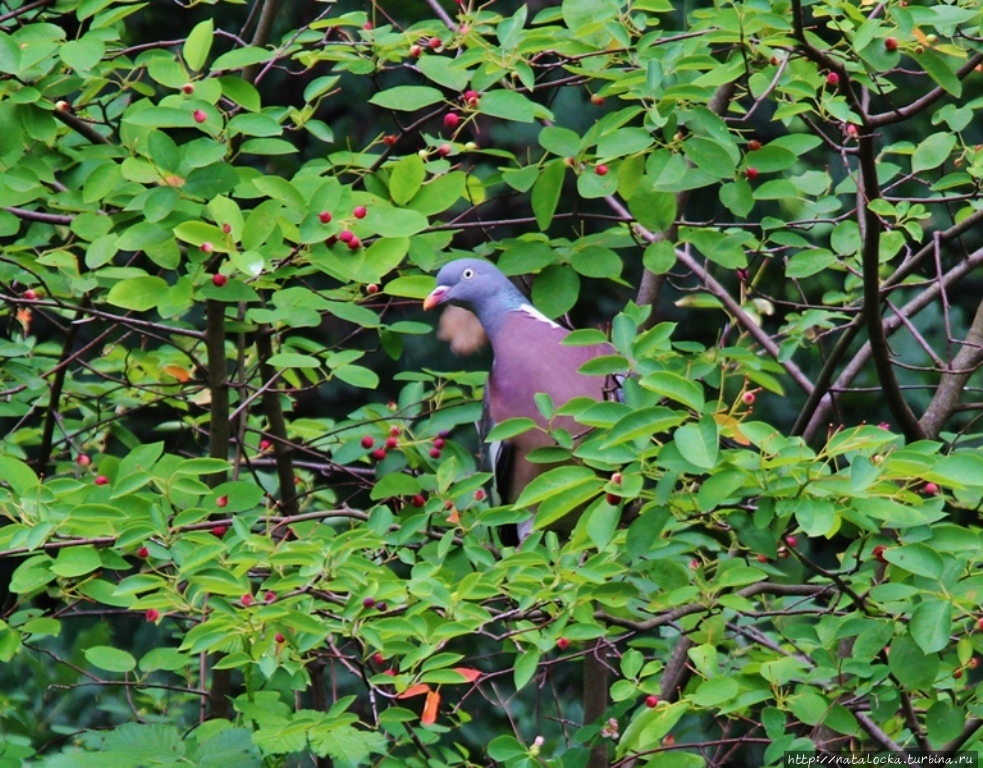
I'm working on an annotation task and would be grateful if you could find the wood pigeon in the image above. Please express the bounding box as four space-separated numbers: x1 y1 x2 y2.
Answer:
423 258 620 540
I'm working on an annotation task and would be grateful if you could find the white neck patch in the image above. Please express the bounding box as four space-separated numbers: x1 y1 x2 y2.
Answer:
519 303 561 329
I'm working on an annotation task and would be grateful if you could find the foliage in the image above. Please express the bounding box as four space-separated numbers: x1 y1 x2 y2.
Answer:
1 0 983 766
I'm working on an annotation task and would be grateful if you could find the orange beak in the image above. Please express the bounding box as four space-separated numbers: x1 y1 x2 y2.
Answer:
423 286 448 311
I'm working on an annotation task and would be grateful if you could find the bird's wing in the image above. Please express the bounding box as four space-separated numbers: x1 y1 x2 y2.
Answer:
478 385 521 546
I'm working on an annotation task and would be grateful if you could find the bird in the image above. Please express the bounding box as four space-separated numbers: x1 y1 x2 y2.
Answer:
423 257 620 541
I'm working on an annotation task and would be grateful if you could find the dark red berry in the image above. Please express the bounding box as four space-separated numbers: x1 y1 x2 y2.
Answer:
371 448 388 461
318 211 333 223
211 525 227 537
137 546 149 558
429 448 442 459
363 596 376 608
885 37 898 52
361 435 375 449
826 72 840 86
745 167 759 180
747 139 762 151
275 632 286 643
339 229 354 243
212 274 227 287
645 695 659 708
556 637 569 650
145 608 160 622
241 593 254 606
411 494 426 508
872 545 887 563
385 437 398 450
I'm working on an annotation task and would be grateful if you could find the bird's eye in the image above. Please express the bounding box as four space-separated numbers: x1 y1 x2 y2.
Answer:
462 268 475 280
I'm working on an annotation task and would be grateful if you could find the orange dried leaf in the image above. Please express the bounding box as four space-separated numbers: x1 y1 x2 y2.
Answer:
454 667 482 683
446 508 460 523
421 689 440 725
162 365 191 382
396 682 431 699
16 308 32 331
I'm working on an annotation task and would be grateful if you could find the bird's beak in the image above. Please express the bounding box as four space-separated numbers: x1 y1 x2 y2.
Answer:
423 285 449 311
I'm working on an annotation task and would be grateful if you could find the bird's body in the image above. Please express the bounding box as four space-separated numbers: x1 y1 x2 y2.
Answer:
424 258 617 536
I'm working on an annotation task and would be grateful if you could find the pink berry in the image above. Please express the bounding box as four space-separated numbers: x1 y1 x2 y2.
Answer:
389 425 401 437
275 633 286 643
353 205 367 219
645 695 659 708
923 482 939 495
145 609 160 622
464 90 479 106
259 439 272 451
756 554 769 563
264 591 276 603
221 223 231 234
785 535 798 548
443 112 460 129
361 435 375 449
200 241 214 253
428 37 441 50
23 289 37 300
363 21 373 30
742 391 756 405
77 454 91 467
383 134 398 145
212 274 227 287
372 652 385 665
338 229 354 243
977 617 983 631
429 448 442 459
747 139 762 151
474 489 486 501
433 437 446 449
606 493 621 505
595 164 609 176
556 637 570 650
241 593 254 606
367 283 379 294
590 93 605 105
318 211 333 223
216 495 228 508
181 83 195 95
873 545 887 563
409 44 422 57
347 236 361 250
95 475 109 486
826 72 839 86
193 109 207 123
437 143 452 157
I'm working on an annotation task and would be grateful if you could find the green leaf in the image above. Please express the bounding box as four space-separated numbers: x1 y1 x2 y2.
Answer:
478 89 551 123
531 159 566 231
368 86 444 111
691 676 738 707
51 547 102 578
888 633 939 690
0 456 39 494
363 206 428 237
514 465 598 509
389 155 426 206
913 47 961 97
684 137 736 178
639 372 704 412
910 598 951 654
628 180 677 232
85 645 137 673
184 19 214 71
882 542 943 578
912 133 956 174
531 264 579 318
106 276 169 312
539 126 581 157
513 648 540 690
618 701 689 757
486 417 538 442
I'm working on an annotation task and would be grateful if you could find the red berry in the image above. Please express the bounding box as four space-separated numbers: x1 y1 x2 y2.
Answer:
428 36 441 50
590 93 605 105
361 435 375 449
145 608 160 622
200 241 214 253
275 632 286 643
55 100 70 112
347 236 361 250
216 495 228 508
611 472 623 485
23 289 38 300
689 559 700 570
954 669 963 679
259 439 273 451
385 437 398 450
595 164 609 176
437 143 452 157
443 112 460 129
429 448 442 459
826 72 840 86
221 223 231 234
193 109 207 124
409 44 422 57
742 391 756 405
211 525 227 537
411 494 426 508
556 637 570 650
181 83 195 95
264 591 276 604
372 653 385 665
846 124 859 137
969 657 979 669
383 668 396 676
645 695 659 708
885 37 898 52
95 475 109 486
353 205 367 219
389 425 401 437
383 134 398 146
367 283 379 294
371 448 388 461
747 139 762 151
212 273 227 287
318 211 333 224
338 229 354 243
241 593 254 606
363 596 376 608
606 493 621 505
363 21 373 30
663 734 675 747
474 489 486 501
785 535 798 548
137 546 149 559
464 90 479 106
433 437 446 449
872 545 887 563
76 454 91 467
977 617 983 631
756 554 769 563
745 167 759 180
923 482 939 495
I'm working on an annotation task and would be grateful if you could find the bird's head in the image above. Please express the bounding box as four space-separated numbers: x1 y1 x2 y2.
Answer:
422 258 519 314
